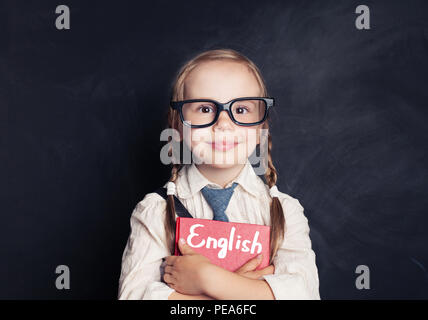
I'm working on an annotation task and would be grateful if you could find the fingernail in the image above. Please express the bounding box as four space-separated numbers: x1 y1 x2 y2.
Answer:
179 238 186 244
257 254 262 260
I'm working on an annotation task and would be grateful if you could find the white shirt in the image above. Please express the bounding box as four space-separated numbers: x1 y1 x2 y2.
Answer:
118 160 320 300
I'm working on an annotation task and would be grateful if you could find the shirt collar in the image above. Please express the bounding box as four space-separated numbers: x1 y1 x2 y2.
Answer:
175 158 264 199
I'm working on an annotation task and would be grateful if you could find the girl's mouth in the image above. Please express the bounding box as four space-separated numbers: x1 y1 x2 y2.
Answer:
209 141 240 151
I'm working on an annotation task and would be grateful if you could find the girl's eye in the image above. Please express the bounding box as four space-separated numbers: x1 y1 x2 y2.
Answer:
235 106 249 114
197 105 215 113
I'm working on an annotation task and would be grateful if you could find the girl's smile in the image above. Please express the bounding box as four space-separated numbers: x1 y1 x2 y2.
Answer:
208 134 243 152
209 140 240 152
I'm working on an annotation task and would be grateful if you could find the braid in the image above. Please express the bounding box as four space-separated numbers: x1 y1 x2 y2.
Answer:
265 132 277 187
264 132 286 264
164 164 182 254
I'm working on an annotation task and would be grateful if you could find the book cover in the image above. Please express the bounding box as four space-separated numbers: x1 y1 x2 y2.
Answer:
174 217 270 272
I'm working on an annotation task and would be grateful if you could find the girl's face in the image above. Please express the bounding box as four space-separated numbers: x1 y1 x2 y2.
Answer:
181 60 264 169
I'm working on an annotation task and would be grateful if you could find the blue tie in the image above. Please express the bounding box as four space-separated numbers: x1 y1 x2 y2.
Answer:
201 182 238 222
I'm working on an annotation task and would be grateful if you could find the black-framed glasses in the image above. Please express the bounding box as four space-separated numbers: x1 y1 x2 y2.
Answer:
170 97 274 128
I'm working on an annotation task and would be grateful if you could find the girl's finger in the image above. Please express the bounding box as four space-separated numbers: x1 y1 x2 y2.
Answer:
236 254 263 273
265 264 275 273
165 256 178 266
242 271 260 280
256 265 275 277
163 272 176 285
164 265 174 275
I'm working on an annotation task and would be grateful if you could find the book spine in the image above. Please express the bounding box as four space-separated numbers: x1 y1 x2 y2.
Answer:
267 227 271 265
174 217 180 256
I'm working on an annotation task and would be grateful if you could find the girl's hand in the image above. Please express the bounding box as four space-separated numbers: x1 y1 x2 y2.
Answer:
163 238 212 296
235 254 275 280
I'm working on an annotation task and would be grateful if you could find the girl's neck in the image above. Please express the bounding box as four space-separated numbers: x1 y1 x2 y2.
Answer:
195 163 245 188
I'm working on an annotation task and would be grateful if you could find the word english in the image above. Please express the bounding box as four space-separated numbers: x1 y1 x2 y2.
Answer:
187 224 263 259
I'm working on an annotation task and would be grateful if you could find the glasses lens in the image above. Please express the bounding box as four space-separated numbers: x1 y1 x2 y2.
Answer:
231 99 267 124
182 101 217 126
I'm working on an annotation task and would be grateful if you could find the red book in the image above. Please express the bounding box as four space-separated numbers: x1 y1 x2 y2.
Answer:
174 217 270 272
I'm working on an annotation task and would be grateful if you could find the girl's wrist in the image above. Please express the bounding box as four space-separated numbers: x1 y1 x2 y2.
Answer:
198 262 218 296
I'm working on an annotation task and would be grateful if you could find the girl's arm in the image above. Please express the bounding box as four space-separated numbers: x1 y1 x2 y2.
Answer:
199 264 275 300
119 194 179 300
165 239 276 299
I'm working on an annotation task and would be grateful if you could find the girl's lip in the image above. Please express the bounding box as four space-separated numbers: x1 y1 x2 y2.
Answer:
209 141 239 151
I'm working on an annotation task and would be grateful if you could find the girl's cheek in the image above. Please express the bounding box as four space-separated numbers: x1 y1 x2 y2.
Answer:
182 128 207 150
191 128 210 149
183 128 212 162
243 128 259 152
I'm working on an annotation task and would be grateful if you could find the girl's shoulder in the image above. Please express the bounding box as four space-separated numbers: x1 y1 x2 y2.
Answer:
260 182 305 213
136 191 166 208
126 191 170 242
259 183 311 230
129 191 167 223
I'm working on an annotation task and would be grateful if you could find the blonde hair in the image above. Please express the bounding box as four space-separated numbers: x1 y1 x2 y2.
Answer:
164 49 285 264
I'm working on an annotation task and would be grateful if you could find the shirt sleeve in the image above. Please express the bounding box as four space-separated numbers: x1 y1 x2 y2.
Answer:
118 193 176 300
262 195 321 300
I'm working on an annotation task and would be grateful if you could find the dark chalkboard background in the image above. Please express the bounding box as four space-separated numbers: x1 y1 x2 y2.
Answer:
1 0 427 299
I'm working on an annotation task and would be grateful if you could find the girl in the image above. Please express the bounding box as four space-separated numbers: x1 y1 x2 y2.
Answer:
118 49 320 300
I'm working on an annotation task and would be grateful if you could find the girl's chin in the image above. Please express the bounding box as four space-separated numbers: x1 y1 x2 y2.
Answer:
199 162 242 169
190 145 251 167
194 155 249 168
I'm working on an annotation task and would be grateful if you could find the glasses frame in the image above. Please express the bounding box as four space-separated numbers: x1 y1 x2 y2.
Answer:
170 97 274 128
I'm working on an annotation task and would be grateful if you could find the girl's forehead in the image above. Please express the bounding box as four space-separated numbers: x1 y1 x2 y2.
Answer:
184 60 262 100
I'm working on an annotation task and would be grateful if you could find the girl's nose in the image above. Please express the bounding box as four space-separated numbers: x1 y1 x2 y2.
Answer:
213 110 234 131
